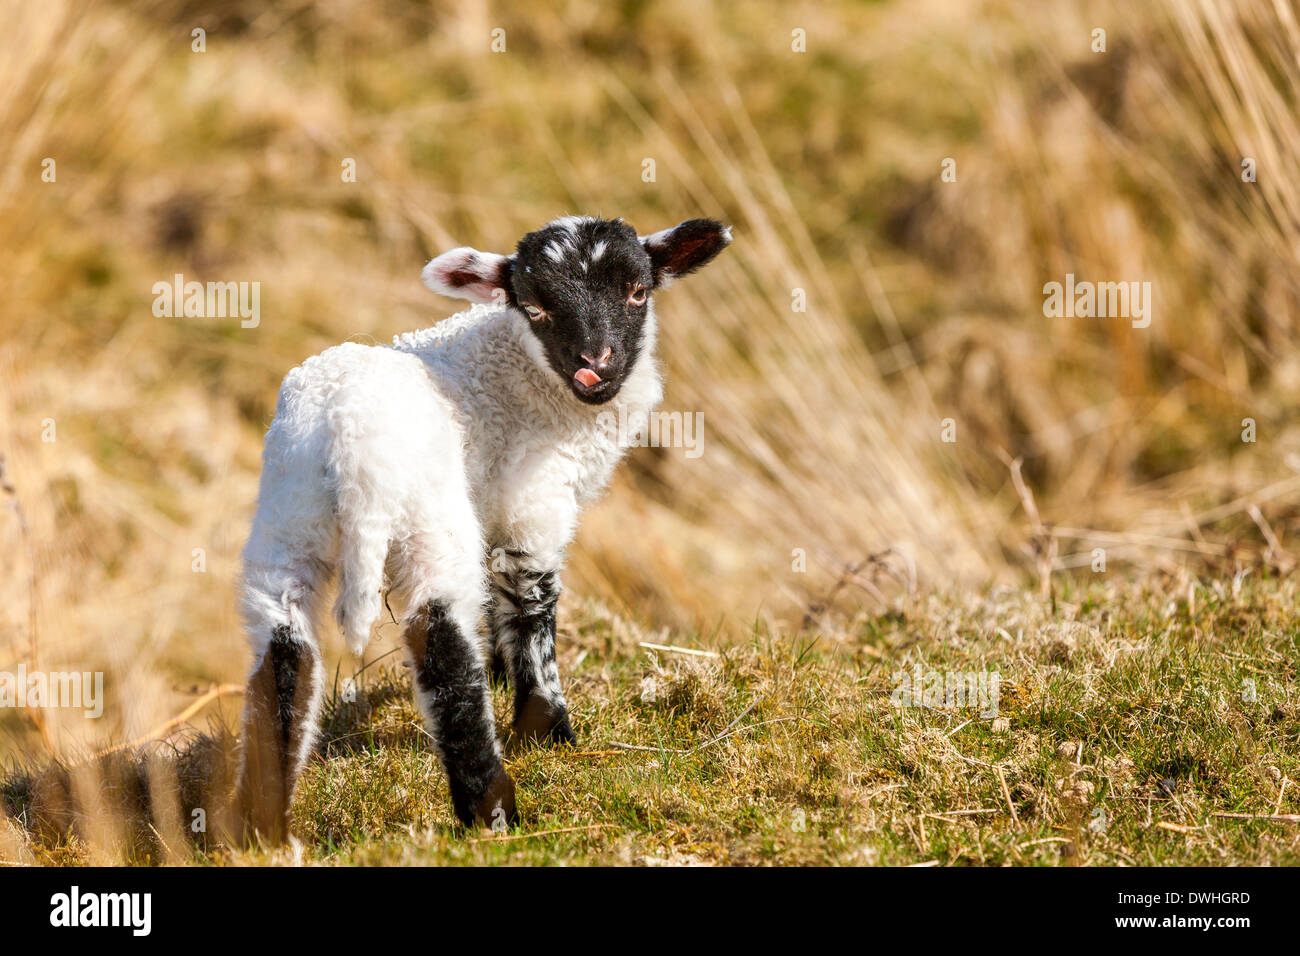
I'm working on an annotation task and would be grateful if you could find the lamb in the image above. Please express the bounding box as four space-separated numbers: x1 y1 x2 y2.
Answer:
234 215 732 839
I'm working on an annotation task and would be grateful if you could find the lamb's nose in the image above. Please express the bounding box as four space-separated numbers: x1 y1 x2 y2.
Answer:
581 346 613 369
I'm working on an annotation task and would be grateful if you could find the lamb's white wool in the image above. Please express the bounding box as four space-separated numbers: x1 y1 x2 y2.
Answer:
240 302 662 658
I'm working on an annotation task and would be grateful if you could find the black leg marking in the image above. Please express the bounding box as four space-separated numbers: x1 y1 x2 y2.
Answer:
490 565 576 746
237 621 319 845
269 624 301 760
416 601 514 826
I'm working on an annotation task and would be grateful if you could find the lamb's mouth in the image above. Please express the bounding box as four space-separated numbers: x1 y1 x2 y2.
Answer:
571 370 618 403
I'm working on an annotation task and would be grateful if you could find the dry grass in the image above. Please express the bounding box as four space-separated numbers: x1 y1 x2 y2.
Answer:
2 0 1300 864
4 578 1298 866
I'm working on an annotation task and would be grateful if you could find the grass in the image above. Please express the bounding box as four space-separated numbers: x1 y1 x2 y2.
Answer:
4 573 1297 866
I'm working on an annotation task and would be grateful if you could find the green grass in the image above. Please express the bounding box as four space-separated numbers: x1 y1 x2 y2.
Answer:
4 575 1299 866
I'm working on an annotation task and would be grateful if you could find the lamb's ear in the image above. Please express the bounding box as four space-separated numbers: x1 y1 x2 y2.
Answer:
421 247 513 304
640 218 733 288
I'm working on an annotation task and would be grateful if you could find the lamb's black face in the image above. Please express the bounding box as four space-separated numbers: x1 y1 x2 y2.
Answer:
422 215 733 405
509 218 652 404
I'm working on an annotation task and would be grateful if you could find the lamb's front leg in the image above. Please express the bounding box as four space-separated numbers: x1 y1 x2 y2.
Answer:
489 553 577 748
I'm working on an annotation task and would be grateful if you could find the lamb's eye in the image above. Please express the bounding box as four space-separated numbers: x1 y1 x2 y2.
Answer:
522 304 545 321
628 286 647 306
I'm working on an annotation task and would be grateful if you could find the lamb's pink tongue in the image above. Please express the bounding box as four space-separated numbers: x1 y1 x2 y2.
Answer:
574 368 602 388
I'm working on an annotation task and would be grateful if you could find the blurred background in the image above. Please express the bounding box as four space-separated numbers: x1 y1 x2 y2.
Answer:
3 0 1300 756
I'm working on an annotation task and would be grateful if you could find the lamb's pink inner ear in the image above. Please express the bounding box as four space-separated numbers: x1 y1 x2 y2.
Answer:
641 219 732 287
421 248 510 304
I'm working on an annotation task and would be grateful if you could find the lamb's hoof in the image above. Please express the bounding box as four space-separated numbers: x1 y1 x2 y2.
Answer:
548 714 578 747
469 767 517 829
511 693 578 751
234 784 291 848
238 814 291 849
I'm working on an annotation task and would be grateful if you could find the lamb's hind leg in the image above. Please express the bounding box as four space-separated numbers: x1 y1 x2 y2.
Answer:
490 553 577 748
235 572 325 844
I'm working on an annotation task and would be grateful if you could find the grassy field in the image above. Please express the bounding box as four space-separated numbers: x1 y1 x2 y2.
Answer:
4 574 1297 866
